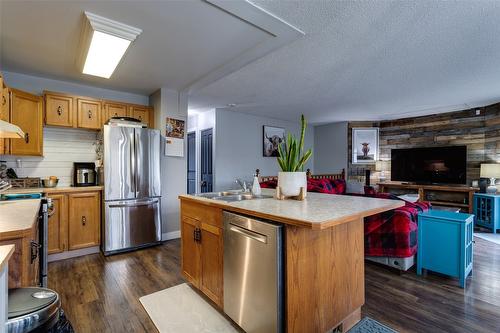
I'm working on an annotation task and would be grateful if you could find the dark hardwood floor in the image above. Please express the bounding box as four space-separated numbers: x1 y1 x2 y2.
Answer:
49 237 500 333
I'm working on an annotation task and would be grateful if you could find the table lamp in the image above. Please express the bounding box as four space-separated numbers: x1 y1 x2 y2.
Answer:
376 160 390 182
480 163 500 194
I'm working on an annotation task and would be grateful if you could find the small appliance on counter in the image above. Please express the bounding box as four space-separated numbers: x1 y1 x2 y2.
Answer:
73 162 96 187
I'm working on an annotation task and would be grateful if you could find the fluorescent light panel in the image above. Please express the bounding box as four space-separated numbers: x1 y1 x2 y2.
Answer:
83 31 131 78
81 12 142 79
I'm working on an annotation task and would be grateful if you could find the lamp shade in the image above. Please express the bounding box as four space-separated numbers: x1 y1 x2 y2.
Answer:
375 160 390 172
480 164 500 178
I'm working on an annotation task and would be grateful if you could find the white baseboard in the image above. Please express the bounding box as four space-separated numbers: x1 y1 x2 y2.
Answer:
48 246 100 262
162 230 180 241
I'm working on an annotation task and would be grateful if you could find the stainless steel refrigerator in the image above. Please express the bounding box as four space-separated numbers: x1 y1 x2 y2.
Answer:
103 124 162 255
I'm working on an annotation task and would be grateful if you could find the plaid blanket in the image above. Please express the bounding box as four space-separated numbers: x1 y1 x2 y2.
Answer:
260 179 430 258
363 192 431 257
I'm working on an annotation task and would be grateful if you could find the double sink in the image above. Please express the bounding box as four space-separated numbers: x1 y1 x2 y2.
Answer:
195 190 272 202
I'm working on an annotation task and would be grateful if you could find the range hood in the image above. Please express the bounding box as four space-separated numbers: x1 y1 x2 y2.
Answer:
0 119 25 138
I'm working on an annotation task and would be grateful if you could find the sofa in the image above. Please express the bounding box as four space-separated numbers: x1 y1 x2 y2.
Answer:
260 177 431 271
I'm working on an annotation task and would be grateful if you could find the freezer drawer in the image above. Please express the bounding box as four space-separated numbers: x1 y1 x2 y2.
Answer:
103 198 161 255
223 211 284 333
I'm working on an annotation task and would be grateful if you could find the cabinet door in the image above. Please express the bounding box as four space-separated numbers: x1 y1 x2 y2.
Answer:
130 105 151 127
103 102 128 125
181 216 201 287
68 192 101 250
45 93 74 127
47 194 68 254
200 222 223 307
77 98 101 130
10 89 43 156
0 238 23 288
0 81 10 154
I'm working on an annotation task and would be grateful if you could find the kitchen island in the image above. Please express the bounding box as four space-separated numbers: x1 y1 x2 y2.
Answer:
179 189 403 333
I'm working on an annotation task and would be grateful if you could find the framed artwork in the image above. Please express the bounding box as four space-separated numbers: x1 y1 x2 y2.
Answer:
165 117 185 139
352 127 379 164
263 125 285 157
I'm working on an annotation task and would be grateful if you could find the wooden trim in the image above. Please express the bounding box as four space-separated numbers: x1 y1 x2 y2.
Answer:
257 168 345 183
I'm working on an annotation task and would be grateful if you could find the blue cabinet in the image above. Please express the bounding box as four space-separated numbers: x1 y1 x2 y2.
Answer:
473 193 500 233
417 210 474 288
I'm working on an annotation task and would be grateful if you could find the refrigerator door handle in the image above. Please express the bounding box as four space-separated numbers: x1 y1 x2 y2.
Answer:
130 134 136 195
109 199 159 208
134 130 139 197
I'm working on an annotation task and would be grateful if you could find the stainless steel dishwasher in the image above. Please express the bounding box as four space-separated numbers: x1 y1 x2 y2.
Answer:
223 211 284 333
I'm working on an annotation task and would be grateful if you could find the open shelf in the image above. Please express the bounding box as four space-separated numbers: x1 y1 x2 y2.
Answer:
429 200 469 208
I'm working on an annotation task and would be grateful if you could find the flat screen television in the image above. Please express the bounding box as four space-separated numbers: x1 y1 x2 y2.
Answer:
391 146 467 185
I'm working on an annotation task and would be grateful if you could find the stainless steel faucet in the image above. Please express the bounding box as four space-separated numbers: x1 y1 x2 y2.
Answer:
235 178 249 192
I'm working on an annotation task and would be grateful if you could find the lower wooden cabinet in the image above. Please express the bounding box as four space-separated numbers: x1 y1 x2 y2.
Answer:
68 192 101 250
0 219 39 288
181 201 223 307
48 191 101 255
47 194 68 254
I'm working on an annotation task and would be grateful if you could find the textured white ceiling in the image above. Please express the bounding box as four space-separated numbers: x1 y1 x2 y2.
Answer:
0 0 272 94
190 1 500 123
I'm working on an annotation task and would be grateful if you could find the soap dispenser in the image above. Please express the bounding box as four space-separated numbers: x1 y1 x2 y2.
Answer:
251 174 261 196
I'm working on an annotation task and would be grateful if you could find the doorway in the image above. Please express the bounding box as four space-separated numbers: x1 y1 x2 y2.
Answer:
200 128 213 193
187 131 196 194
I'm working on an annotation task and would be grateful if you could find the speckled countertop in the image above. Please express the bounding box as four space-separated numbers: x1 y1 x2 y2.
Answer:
179 189 404 229
0 199 41 239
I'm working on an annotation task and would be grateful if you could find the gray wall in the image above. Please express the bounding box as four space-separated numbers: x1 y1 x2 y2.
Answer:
150 88 188 239
313 122 348 174
2 71 148 105
214 109 314 191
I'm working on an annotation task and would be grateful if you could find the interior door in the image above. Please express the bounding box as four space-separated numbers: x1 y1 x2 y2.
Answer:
200 128 213 193
135 128 161 199
187 132 196 194
104 126 135 201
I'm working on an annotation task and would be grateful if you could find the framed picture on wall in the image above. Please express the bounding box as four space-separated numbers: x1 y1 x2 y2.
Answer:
352 127 379 164
263 125 285 157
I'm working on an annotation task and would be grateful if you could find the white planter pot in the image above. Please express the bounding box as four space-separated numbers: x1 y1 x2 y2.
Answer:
277 172 307 197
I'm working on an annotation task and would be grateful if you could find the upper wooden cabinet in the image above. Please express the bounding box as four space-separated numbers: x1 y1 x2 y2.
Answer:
77 98 101 130
103 101 128 125
10 89 43 156
45 92 74 127
0 76 10 154
68 191 101 250
129 105 154 128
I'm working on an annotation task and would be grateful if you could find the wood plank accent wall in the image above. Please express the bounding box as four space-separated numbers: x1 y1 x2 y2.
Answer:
348 104 500 184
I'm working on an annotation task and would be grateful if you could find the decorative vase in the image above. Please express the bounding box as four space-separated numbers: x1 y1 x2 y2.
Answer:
362 143 370 157
277 172 307 197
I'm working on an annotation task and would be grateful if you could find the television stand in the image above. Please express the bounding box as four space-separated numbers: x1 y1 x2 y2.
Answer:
378 182 479 213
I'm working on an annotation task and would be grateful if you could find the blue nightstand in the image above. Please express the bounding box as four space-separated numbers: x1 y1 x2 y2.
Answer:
473 193 500 233
417 210 474 288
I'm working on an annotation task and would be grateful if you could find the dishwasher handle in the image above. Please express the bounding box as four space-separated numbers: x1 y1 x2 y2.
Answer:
228 223 267 244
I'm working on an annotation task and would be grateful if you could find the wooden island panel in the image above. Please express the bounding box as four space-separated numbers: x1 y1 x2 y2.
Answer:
286 218 364 332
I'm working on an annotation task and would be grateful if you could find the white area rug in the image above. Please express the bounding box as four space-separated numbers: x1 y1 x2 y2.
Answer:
139 283 238 333
474 233 500 246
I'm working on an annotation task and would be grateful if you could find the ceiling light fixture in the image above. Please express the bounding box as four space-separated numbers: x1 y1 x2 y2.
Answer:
79 12 142 79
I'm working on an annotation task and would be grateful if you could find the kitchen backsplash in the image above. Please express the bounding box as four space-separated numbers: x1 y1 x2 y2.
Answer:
1 128 98 186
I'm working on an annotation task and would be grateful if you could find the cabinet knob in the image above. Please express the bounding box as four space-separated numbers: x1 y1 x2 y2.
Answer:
57 105 62 116
24 132 29 143
82 216 86 226
88 110 92 118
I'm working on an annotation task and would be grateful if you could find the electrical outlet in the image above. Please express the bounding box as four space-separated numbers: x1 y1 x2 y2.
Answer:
16 159 22 168
475 109 481 115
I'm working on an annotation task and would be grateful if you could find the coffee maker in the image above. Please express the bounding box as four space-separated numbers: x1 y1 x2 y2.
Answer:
73 162 96 187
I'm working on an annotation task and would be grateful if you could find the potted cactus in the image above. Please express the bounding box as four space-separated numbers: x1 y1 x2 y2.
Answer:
276 115 313 198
